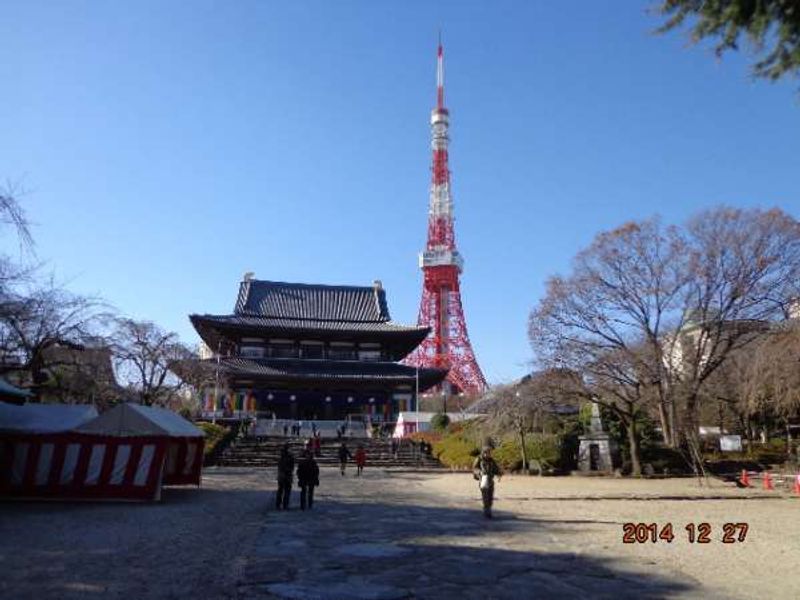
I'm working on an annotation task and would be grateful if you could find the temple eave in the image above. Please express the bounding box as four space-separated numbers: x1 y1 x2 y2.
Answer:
211 358 447 392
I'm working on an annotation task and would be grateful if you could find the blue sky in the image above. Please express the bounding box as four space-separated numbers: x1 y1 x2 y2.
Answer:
1 1 799 384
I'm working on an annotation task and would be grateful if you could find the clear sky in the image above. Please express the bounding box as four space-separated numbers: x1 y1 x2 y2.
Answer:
1 1 799 384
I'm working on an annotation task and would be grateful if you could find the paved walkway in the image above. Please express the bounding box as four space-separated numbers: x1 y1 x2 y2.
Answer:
240 469 697 599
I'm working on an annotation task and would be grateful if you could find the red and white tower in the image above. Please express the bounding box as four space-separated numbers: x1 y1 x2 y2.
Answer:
406 40 487 395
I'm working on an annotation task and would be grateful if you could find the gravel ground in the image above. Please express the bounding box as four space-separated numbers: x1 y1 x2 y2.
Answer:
1 467 798 599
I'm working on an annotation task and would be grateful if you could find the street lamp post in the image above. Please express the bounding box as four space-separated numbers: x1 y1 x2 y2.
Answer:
212 342 221 425
415 365 420 435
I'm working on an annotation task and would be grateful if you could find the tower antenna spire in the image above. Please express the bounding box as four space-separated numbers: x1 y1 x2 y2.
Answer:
436 34 445 110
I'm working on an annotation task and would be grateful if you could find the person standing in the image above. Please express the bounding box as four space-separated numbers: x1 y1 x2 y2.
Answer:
338 442 352 476
472 445 502 519
275 443 295 510
296 449 320 510
354 444 367 476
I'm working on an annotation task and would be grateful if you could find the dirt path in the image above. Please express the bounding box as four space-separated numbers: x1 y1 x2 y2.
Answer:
420 473 800 600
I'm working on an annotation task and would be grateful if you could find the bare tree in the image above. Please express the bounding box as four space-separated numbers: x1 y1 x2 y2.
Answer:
736 321 800 455
529 219 690 474
111 318 195 407
0 280 109 395
674 208 800 470
530 207 800 475
0 183 34 251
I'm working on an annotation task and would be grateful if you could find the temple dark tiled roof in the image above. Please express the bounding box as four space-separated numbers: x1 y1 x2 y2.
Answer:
235 280 391 322
190 280 430 360
209 357 447 388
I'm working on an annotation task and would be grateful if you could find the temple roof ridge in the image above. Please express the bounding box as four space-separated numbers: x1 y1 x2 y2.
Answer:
235 279 391 323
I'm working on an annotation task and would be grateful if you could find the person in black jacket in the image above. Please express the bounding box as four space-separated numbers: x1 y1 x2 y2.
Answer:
275 443 295 510
337 442 353 476
296 450 320 510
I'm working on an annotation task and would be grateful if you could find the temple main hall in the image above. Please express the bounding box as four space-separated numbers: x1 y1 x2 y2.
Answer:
189 276 448 422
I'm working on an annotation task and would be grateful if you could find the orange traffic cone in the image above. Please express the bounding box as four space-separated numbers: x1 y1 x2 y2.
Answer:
763 472 774 491
794 474 800 497
739 469 750 487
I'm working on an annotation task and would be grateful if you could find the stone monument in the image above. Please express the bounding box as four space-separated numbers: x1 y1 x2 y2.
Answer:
578 402 617 472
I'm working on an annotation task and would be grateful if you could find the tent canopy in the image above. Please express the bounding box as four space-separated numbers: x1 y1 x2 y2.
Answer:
77 403 203 437
0 378 33 400
0 403 98 433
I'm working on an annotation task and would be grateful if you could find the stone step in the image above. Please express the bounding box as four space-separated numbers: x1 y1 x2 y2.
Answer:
215 434 443 470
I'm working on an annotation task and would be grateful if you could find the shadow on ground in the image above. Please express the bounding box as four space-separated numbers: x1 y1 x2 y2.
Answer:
244 496 699 600
0 469 703 600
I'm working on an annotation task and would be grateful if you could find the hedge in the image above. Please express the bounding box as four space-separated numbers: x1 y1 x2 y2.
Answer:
431 432 480 469
492 434 561 473
197 421 232 463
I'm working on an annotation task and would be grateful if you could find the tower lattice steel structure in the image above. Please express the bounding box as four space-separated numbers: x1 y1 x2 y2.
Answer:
406 41 487 395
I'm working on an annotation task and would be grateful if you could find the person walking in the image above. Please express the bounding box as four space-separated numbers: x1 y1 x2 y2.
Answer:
313 432 322 458
275 442 295 510
354 444 367 476
338 442 353 476
472 445 502 519
296 449 320 510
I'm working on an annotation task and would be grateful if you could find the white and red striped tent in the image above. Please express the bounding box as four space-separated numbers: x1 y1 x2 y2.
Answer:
0 403 167 501
76 403 204 486
0 403 204 502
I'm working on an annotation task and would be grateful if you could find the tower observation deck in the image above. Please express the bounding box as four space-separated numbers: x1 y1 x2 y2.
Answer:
405 40 487 396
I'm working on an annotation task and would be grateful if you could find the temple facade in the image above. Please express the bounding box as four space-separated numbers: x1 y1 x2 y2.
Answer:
188 276 448 422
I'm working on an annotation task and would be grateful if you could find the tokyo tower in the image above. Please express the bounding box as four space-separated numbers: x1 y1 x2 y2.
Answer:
406 40 487 395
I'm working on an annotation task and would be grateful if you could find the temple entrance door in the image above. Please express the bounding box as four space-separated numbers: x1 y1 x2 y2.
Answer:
589 444 600 471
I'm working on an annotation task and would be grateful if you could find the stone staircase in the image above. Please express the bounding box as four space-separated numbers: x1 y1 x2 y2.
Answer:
216 435 443 470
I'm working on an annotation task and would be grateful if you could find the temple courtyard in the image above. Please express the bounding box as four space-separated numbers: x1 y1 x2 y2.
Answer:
1 467 798 599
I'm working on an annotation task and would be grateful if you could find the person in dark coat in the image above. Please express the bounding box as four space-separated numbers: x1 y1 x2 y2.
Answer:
296 450 320 510
276 443 295 510
337 442 353 476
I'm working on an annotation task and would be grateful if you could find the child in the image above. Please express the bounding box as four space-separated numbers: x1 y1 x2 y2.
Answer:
354 444 366 476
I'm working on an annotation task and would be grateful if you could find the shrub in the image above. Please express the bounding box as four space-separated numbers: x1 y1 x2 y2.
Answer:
493 434 561 473
432 432 480 469
409 431 442 445
641 446 691 475
431 413 450 432
705 442 789 467
445 421 465 435
197 421 229 457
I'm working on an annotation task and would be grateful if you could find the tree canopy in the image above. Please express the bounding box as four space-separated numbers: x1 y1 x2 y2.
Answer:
658 0 800 82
